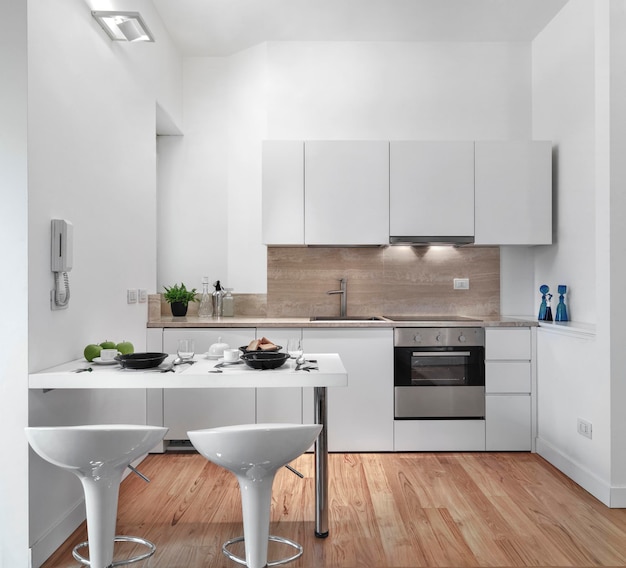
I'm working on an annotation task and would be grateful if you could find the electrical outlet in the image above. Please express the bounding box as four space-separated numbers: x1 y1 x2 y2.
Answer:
453 278 470 290
577 418 592 439
138 289 147 303
127 289 138 304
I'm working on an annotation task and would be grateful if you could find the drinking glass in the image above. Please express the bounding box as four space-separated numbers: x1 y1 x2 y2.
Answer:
287 338 303 359
177 339 195 361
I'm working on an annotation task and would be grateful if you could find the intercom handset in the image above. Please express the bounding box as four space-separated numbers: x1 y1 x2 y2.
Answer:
51 219 73 272
50 219 73 310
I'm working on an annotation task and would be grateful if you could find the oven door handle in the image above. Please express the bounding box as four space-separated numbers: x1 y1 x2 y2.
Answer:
412 351 472 357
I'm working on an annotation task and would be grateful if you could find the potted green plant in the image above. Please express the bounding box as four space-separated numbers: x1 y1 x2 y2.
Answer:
163 283 198 316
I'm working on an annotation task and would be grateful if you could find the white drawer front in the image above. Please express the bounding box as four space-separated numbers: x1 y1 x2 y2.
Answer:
485 361 531 393
394 419 485 451
486 328 531 360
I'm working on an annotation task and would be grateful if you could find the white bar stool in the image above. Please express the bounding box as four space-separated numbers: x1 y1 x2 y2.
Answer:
26 424 167 568
188 423 322 568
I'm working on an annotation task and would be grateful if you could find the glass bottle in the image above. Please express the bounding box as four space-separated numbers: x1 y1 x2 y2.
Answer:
212 280 223 317
198 277 212 318
222 288 234 317
545 293 553 322
538 284 549 321
555 285 569 322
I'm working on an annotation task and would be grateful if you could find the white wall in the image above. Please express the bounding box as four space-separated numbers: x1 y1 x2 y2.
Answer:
606 0 626 492
24 0 182 564
0 2 29 566
531 0 626 506
158 40 533 294
532 0 596 325
157 57 230 293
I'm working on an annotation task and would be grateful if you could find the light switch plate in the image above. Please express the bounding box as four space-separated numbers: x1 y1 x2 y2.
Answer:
454 278 470 290
127 289 138 304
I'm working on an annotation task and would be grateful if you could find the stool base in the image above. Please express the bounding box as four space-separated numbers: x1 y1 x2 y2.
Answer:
223 535 303 567
72 535 156 567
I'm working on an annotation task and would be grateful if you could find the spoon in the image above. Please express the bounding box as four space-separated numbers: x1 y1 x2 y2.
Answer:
161 356 182 373
295 354 306 371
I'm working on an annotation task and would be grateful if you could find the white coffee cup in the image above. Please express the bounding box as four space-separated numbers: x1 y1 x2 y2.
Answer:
100 348 118 361
223 348 240 362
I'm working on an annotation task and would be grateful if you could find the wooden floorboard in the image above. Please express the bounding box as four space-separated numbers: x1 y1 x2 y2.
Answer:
40 452 626 568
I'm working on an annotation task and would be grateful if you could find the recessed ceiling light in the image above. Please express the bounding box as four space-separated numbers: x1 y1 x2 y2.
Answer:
92 11 154 43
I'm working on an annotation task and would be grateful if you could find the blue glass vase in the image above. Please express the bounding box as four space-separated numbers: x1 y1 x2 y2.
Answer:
538 285 549 321
555 285 569 322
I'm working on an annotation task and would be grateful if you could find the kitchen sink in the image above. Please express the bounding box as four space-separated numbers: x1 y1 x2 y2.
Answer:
309 316 386 322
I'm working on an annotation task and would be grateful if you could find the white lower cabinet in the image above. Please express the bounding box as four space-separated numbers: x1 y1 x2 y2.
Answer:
151 325 534 451
256 328 303 424
161 329 256 440
485 395 531 451
302 328 394 452
485 328 533 451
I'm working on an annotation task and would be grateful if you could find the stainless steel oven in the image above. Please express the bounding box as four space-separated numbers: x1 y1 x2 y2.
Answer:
393 327 485 419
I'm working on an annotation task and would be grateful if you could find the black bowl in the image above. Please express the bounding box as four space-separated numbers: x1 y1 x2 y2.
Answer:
239 344 282 353
241 351 290 370
115 352 168 369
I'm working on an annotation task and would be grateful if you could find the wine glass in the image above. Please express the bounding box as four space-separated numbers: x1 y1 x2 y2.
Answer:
177 339 195 362
287 338 303 360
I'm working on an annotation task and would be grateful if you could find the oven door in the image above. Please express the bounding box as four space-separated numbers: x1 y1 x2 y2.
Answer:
394 347 485 419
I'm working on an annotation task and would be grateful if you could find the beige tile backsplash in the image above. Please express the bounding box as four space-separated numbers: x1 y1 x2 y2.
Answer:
267 246 500 318
153 246 500 319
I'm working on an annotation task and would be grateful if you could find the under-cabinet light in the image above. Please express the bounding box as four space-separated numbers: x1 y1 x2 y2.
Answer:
92 11 154 42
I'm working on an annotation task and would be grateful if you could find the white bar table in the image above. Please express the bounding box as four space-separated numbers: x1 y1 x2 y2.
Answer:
29 353 347 538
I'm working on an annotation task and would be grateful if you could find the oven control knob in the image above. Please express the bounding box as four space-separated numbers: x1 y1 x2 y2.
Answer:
458 333 467 343
413 333 422 343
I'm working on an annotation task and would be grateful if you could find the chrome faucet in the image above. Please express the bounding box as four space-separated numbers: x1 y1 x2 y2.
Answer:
327 278 347 317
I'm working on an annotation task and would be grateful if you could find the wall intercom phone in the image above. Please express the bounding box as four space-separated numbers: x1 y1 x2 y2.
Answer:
50 219 73 310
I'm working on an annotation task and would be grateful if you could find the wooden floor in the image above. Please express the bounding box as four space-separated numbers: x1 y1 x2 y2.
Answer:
41 452 626 568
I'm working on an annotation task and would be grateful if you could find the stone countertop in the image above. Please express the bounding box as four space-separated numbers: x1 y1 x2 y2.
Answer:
147 315 538 329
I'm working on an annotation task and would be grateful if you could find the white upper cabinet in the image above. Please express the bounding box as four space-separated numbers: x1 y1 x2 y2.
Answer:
389 141 474 240
474 141 552 245
304 141 389 245
262 141 305 245
261 139 552 246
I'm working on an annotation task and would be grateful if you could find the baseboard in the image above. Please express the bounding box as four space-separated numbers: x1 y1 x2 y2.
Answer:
536 437 612 506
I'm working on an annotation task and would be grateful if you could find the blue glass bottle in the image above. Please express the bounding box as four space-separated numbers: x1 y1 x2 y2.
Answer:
556 285 569 322
538 285 549 321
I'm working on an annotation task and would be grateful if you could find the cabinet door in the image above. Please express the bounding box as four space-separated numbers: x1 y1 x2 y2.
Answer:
256 328 302 424
262 141 305 245
162 329 256 440
390 141 474 238
304 141 389 245
475 141 552 245
302 328 394 451
486 395 531 451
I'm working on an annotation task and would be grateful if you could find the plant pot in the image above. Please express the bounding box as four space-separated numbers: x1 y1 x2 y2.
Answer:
170 301 188 317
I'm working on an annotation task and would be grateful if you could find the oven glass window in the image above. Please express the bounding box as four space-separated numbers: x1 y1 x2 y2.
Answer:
410 353 469 386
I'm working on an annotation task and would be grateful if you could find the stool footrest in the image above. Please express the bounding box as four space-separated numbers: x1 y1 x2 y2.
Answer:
223 535 303 567
72 535 156 566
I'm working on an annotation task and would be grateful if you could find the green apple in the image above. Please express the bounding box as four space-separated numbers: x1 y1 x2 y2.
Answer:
84 344 102 362
116 340 134 355
99 340 116 350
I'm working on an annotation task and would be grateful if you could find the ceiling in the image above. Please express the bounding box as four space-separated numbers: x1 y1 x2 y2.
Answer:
152 0 570 57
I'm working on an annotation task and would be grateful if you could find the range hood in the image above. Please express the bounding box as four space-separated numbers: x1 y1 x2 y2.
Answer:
389 235 475 246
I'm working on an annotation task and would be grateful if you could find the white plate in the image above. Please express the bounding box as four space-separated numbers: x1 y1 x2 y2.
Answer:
205 353 223 360
91 357 119 365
